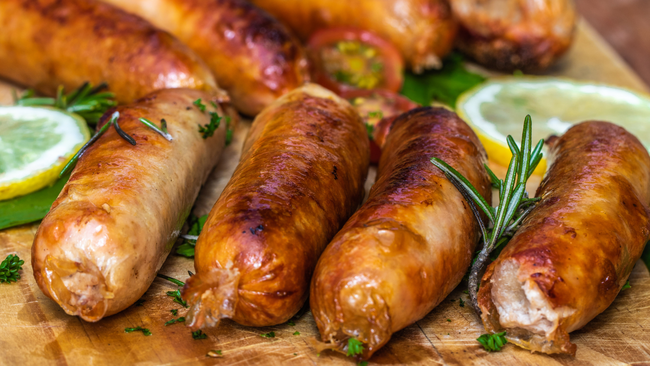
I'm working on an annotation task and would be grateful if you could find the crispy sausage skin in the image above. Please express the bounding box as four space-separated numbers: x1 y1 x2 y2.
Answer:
100 0 309 116
182 83 369 328
248 0 457 72
449 0 577 71
310 107 491 359
32 89 228 321
478 121 650 355
0 0 217 103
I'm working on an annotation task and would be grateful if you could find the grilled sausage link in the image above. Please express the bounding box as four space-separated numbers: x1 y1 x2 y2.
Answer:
310 107 491 359
478 121 650 355
0 0 217 103
182 83 369 328
101 0 309 116
248 0 457 72
32 89 229 321
449 0 577 71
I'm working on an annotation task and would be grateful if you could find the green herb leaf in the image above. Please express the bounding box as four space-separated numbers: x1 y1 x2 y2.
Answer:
293 331 300 336
459 298 465 307
622 280 631 290
15 82 116 124
0 254 24 284
346 338 364 357
0 172 70 230
477 332 507 352
446 319 451 322
364 122 374 141
193 98 206 112
165 317 185 326
260 331 276 338
192 330 208 340
125 326 152 336
367 110 383 119
207 350 223 358
287 321 296 326
358 362 369 366
401 53 485 107
166 290 188 307
171 309 178 316
175 214 209 257
198 111 222 139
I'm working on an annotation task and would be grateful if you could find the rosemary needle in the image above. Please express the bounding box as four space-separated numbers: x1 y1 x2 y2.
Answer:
139 118 173 141
430 115 543 315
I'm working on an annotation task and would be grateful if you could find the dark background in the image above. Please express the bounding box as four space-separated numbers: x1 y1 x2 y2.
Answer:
576 0 650 86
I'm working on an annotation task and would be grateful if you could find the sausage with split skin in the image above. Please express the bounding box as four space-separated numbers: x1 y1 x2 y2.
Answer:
0 0 217 103
100 0 310 116
182 83 369 328
32 88 230 321
478 121 650 355
310 107 491 359
248 0 457 72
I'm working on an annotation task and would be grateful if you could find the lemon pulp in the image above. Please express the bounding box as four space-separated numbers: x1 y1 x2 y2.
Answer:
0 106 90 200
456 77 650 175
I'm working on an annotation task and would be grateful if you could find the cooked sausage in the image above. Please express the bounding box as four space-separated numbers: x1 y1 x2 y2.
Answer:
248 0 457 73
182 83 369 328
478 121 650 355
100 0 309 116
0 0 217 103
32 88 229 321
449 0 577 71
310 107 491 359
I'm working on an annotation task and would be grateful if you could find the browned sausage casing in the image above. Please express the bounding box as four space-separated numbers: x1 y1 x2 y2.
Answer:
478 121 650 355
248 0 457 72
0 0 217 103
182 83 369 328
32 89 229 321
100 0 309 116
449 0 577 71
310 107 491 359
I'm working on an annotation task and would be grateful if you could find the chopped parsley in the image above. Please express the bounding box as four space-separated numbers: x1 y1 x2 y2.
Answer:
193 98 206 112
125 326 152 336
622 280 631 290
171 309 178 316
459 298 465 307
477 331 507 352
198 112 222 139
260 331 276 338
287 321 296 326
0 254 24 284
446 319 451 322
346 338 364 357
293 331 300 336
192 330 208 340
176 213 209 257
165 317 185 326
207 349 223 358
166 290 188 308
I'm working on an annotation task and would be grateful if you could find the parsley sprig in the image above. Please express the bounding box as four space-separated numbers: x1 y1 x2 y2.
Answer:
192 330 208 339
198 111 222 138
477 332 507 352
14 82 117 124
430 115 543 315
175 213 208 257
346 338 364 357
0 254 24 284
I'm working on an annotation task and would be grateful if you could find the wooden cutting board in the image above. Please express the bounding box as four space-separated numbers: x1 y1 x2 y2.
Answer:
1 20 649 365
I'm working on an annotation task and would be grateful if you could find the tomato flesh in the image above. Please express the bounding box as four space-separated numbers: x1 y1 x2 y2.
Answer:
308 28 404 95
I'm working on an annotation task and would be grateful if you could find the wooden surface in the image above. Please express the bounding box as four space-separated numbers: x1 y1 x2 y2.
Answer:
575 0 650 87
1 21 650 365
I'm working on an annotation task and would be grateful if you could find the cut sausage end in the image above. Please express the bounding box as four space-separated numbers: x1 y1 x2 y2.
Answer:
488 259 577 355
42 255 113 322
182 267 240 330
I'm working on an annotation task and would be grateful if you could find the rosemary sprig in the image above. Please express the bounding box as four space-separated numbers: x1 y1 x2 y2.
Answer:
0 254 24 284
430 115 543 315
60 112 174 178
14 82 116 124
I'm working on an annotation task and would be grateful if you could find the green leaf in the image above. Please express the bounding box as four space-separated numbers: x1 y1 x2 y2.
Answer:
192 330 208 339
175 214 209 257
0 173 70 230
401 53 485 107
125 326 152 336
621 280 631 290
260 331 275 338
0 254 25 284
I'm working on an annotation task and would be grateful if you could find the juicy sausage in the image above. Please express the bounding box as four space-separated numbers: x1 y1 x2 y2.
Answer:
310 107 491 359
182 83 369 328
448 0 577 71
100 0 309 116
32 88 229 321
478 121 650 355
0 0 217 103
248 0 457 72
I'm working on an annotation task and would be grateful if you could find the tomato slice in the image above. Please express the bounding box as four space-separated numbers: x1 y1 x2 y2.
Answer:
307 28 404 95
342 89 419 164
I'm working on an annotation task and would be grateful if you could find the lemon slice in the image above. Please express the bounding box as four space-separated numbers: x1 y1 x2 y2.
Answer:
456 77 650 175
0 106 90 200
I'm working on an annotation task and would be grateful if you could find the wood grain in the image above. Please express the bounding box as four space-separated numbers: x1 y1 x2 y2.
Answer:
1 21 649 365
